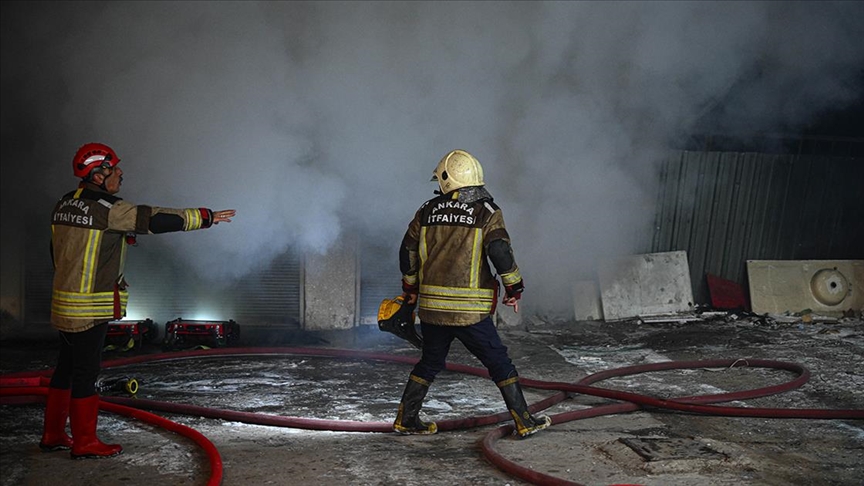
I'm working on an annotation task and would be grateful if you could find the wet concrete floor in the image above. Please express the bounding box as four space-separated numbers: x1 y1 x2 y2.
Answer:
1 314 862 485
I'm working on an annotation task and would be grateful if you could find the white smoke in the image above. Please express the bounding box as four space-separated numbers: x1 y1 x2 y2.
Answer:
2 1 863 313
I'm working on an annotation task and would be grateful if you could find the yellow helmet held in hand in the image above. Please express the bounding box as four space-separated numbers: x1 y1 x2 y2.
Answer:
431 149 484 194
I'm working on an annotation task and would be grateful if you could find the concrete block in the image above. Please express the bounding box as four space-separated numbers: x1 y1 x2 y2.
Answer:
303 237 358 330
573 280 604 321
598 251 694 321
747 260 863 316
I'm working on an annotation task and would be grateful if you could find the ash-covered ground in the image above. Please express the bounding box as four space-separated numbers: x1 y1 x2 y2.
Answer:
1 314 862 486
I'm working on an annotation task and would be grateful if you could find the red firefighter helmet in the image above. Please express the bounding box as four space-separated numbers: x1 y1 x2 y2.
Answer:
72 142 120 179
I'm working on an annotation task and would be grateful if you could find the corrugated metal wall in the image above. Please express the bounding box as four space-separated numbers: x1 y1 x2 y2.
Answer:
23 242 52 324
358 242 402 326
651 151 864 305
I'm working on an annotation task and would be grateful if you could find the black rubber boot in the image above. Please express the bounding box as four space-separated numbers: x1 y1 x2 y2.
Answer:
498 378 551 438
393 375 437 435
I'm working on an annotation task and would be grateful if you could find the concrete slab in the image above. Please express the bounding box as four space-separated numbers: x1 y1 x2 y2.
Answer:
597 251 695 321
747 260 864 316
572 280 604 321
303 237 358 330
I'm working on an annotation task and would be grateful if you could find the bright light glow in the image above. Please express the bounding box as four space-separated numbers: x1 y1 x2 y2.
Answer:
188 309 224 322
125 303 228 324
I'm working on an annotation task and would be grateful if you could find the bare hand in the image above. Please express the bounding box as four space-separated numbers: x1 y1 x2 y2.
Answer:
212 209 236 224
503 297 519 314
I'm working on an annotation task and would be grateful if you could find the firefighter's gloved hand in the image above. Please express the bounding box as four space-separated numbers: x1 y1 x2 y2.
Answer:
503 280 523 314
402 278 418 296
402 292 418 306
504 280 524 300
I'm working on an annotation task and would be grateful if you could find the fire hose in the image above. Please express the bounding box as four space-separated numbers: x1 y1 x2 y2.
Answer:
2 348 862 486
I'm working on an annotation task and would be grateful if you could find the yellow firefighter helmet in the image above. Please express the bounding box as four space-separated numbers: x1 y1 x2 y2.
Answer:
431 149 484 194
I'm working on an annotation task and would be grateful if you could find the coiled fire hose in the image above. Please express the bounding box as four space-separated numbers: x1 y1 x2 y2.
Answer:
2 348 862 486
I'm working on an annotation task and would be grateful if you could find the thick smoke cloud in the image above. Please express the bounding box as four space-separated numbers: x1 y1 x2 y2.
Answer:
3 1 863 314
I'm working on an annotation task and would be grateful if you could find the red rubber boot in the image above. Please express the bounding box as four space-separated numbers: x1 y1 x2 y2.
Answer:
69 395 123 459
39 387 73 451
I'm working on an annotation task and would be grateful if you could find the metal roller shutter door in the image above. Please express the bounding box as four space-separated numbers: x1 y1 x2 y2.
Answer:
121 248 302 330
358 242 402 326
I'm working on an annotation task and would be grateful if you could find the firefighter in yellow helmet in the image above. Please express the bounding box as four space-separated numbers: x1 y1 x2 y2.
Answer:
392 149 551 438
40 142 236 459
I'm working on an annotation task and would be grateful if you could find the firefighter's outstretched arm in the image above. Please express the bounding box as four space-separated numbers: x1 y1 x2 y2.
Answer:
147 207 236 233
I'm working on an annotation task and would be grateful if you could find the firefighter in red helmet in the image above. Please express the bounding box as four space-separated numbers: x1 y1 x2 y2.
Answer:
40 142 236 459
72 142 120 178
392 149 551 438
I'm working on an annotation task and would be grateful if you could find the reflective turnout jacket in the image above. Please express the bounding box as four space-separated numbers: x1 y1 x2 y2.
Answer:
50 182 215 332
400 190 522 326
